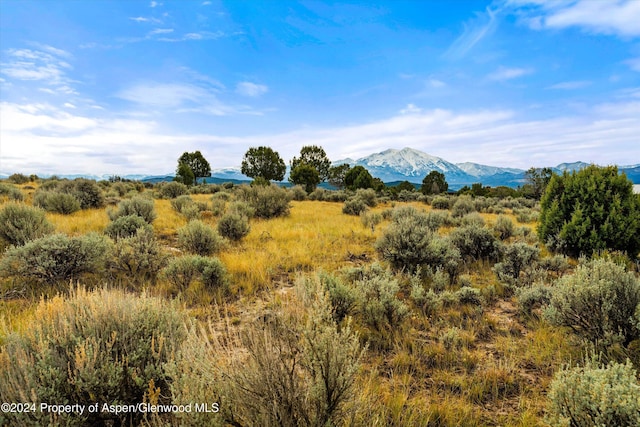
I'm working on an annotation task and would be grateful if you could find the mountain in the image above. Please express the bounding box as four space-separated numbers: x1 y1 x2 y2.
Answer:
456 162 524 178
553 161 591 173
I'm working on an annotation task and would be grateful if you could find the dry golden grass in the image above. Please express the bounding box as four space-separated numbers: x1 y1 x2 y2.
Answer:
46 208 110 235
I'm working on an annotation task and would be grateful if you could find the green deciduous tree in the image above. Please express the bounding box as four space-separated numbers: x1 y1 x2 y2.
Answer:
290 164 321 193
421 171 448 195
175 162 195 186
538 165 640 258
328 164 351 189
177 151 211 184
344 166 374 191
241 146 286 182
290 145 331 182
522 166 553 199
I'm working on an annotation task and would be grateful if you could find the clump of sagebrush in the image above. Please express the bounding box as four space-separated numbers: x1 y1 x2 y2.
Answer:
546 355 640 427
493 214 515 240
0 233 111 286
0 183 24 202
58 178 104 209
492 242 540 286
7 172 30 184
109 195 157 223
163 255 228 292
449 224 501 262
33 190 81 214
516 283 552 318
299 273 358 324
376 209 461 276
451 195 475 217
218 285 364 427
0 286 188 427
237 184 290 219
355 188 377 207
360 211 382 232
170 194 195 213
0 203 54 246
158 181 188 198
342 197 368 216
544 258 640 346
108 228 167 286
217 212 250 241
430 195 451 209
177 220 224 256
104 214 152 239
289 184 308 200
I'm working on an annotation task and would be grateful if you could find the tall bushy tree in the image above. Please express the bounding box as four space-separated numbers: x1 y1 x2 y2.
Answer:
290 145 331 182
344 166 374 191
538 165 640 258
290 164 320 193
328 164 351 189
175 162 195 186
177 151 211 184
241 146 286 182
421 171 448 195
522 167 554 199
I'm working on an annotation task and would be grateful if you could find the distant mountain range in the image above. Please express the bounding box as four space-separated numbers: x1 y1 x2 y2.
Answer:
2 147 638 189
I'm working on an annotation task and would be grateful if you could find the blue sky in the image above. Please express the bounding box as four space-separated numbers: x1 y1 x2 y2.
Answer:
1 0 639 176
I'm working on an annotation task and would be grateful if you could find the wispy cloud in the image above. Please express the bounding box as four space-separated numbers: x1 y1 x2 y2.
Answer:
0 46 77 94
625 57 640 72
148 28 174 36
236 82 268 97
156 31 225 42
511 0 640 38
149 1 162 8
488 66 533 81
547 80 592 89
445 6 500 59
428 78 446 88
129 16 162 24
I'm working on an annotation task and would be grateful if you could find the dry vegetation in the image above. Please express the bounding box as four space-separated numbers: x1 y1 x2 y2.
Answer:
0 176 638 427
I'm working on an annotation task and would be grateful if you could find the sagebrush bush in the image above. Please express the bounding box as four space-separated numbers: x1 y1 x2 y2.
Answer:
355 267 408 333
516 284 551 317
163 254 228 292
228 200 255 219
159 181 188 198
237 184 290 219
547 356 640 427
104 214 152 239
0 287 188 427
7 172 30 184
360 211 382 232
0 203 54 246
494 215 515 240
170 194 194 213
355 188 377 207
449 224 500 262
544 258 640 346
217 212 250 241
0 183 24 201
33 190 81 214
431 195 451 209
492 242 540 285
109 196 157 223
460 212 485 227
456 286 484 306
177 220 223 256
58 178 104 209
411 280 439 316
289 184 308 200
311 272 359 323
452 196 475 217
342 197 368 215
109 228 167 286
0 233 111 285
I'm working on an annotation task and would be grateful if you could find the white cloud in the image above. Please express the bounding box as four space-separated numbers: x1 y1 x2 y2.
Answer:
148 28 174 35
150 1 162 8
547 80 592 89
129 16 162 24
488 66 533 81
428 78 446 88
236 82 268 97
445 6 500 59
512 0 640 38
400 104 422 115
156 31 225 42
0 47 77 94
625 57 640 72
117 83 209 108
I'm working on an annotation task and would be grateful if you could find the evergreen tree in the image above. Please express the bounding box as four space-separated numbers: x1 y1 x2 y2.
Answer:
241 146 286 182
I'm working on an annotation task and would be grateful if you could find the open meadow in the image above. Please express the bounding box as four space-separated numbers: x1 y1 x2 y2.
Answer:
0 175 639 427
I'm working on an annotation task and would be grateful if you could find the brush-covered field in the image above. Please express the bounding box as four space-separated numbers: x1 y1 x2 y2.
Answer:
0 177 638 427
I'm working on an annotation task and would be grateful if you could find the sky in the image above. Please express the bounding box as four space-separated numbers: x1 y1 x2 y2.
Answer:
1 0 639 176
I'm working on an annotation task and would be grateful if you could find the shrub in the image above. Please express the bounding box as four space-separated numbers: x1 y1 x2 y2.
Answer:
460 212 485 227
289 184 308 200
516 284 552 317
163 254 229 292
59 178 104 209
0 203 54 246
0 183 24 201
361 211 382 232
104 214 152 239
217 212 250 241
199 257 228 291
237 184 290 219
431 195 451 209
33 190 81 214
544 258 640 346
456 286 484 306
7 173 30 184
451 196 475 217
342 197 368 216
177 220 223 256
0 287 187 427
317 272 359 323
492 243 539 285
0 233 110 285
547 357 640 427
494 215 515 240
355 267 408 333
228 200 255 219
159 181 188 198
538 165 640 258
355 188 377 207
411 281 439 316
449 224 500 262
170 194 194 213
109 196 156 223
108 228 167 285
